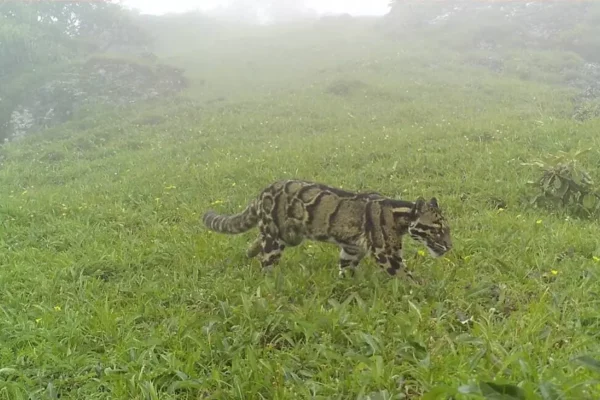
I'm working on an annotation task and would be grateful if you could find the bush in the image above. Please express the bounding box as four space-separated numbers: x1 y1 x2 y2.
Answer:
523 149 600 217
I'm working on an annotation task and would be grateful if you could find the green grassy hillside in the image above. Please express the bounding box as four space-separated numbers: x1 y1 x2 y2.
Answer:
1 15 600 399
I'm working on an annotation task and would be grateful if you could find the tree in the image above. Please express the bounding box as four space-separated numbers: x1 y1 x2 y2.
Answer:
0 0 153 141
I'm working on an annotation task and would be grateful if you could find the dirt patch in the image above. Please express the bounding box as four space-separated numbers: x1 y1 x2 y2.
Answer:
325 79 368 97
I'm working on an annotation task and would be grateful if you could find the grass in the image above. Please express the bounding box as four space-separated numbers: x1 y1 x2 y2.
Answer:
1 16 600 399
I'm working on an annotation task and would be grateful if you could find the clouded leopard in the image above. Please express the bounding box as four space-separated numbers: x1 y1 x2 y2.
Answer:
202 179 452 279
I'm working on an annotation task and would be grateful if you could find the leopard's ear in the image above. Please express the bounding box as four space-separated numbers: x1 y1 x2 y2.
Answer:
413 197 427 215
429 197 439 209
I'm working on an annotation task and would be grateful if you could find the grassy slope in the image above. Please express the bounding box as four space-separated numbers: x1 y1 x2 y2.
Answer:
1 16 600 399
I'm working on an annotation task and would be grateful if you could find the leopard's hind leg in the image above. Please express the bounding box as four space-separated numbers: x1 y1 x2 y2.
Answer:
338 246 365 277
251 219 286 271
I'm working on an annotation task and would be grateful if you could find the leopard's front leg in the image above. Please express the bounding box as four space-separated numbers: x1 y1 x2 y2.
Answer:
372 243 418 282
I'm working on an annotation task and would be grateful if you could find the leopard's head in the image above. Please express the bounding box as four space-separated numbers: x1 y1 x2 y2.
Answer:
408 197 452 258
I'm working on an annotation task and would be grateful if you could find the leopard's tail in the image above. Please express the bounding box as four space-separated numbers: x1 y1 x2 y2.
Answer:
202 199 259 234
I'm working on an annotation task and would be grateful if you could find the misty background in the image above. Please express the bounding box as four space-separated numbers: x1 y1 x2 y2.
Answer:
122 0 391 22
2 0 599 142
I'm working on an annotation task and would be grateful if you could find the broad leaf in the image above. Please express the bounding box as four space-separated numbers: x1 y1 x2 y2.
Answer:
479 381 526 400
539 382 562 400
572 355 600 374
582 194 597 210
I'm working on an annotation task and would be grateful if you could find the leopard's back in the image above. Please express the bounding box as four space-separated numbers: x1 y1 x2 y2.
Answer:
256 179 376 247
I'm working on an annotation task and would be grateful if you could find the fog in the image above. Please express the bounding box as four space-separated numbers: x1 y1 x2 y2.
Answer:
1 0 600 398
123 0 391 21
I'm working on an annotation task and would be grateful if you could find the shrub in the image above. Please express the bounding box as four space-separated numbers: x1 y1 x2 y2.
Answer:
523 149 600 217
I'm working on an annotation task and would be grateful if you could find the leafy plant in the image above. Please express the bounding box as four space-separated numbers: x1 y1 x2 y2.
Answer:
523 148 600 216
572 100 600 122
